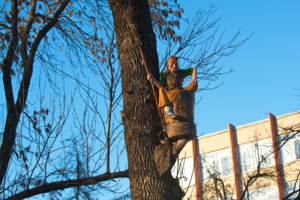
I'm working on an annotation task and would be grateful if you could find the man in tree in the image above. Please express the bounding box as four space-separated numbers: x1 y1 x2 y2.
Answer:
147 55 198 161
147 55 197 119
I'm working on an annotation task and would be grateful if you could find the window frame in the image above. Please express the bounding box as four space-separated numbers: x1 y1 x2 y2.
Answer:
280 132 300 164
238 138 274 173
201 148 233 181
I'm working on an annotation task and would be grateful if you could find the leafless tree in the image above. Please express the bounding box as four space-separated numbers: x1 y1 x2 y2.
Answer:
0 0 249 199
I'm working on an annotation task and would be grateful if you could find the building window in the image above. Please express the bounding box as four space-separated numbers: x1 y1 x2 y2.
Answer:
246 185 278 200
238 138 274 173
280 132 300 164
285 181 300 199
172 157 195 188
201 148 233 181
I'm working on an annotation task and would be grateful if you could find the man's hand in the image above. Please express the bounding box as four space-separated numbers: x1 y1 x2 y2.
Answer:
147 73 163 88
191 79 197 86
147 73 154 81
191 67 197 86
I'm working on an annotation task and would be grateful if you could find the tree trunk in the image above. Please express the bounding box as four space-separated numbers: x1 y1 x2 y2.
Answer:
108 0 183 199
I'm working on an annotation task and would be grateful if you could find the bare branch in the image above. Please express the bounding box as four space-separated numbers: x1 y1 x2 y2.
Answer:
4 170 128 200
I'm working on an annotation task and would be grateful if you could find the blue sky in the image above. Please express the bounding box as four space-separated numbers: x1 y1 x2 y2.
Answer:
1 1 299 199
180 0 300 135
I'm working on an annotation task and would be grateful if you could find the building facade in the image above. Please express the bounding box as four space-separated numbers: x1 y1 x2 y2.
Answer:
172 111 300 200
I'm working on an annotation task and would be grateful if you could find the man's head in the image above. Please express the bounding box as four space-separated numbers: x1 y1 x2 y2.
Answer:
167 55 179 74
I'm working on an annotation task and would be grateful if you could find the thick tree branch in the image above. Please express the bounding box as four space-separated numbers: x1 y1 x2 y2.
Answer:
0 0 71 186
20 0 37 61
16 0 71 113
0 0 19 186
28 0 70 63
2 0 18 114
283 188 300 200
4 170 128 200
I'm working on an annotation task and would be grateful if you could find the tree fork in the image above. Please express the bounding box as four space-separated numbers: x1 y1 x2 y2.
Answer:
108 0 183 199
0 0 70 186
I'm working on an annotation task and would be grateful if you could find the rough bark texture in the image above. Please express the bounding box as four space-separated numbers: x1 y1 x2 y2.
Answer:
108 0 183 199
154 142 174 176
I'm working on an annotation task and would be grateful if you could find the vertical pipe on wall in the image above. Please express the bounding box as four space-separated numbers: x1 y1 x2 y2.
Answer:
192 138 202 200
228 123 241 199
268 113 285 199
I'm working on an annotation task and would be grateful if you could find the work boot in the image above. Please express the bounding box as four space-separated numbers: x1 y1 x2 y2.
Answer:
163 105 177 119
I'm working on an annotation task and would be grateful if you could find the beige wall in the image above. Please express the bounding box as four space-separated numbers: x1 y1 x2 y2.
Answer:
240 166 278 190
182 185 197 200
277 112 300 135
236 119 271 145
282 160 300 183
178 139 194 159
198 130 230 154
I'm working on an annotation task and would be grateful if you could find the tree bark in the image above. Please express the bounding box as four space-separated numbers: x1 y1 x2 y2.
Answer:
108 0 183 199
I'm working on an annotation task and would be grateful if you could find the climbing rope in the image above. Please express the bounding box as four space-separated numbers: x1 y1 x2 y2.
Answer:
129 23 165 122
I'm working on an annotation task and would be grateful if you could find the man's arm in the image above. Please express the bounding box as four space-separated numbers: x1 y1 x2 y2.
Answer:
147 73 163 88
191 67 197 86
181 68 197 86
